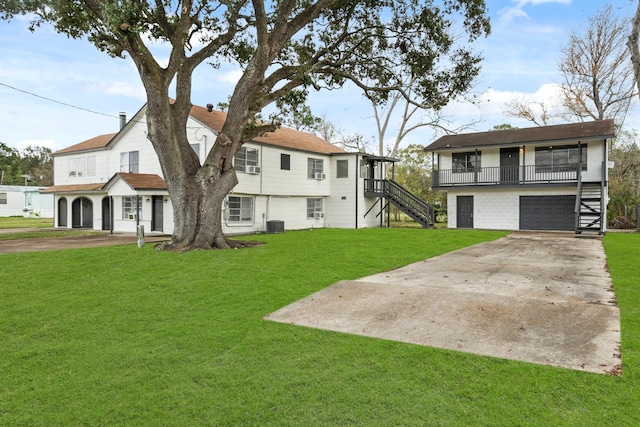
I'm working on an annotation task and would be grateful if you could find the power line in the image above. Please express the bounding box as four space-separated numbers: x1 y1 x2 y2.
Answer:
0 81 120 119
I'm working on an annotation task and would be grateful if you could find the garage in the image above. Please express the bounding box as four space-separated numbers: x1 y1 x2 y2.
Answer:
520 195 576 231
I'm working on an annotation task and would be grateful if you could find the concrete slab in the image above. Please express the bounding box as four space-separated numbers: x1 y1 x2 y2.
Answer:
265 232 621 374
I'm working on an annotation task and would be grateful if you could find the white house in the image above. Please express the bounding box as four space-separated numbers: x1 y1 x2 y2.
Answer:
0 184 54 218
43 102 434 235
425 120 615 234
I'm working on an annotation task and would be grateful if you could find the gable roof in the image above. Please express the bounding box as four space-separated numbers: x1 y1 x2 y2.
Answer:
103 173 167 191
425 120 615 152
189 104 345 155
56 102 345 156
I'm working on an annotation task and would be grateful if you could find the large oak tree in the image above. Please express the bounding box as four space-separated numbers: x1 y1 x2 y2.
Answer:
4 0 490 250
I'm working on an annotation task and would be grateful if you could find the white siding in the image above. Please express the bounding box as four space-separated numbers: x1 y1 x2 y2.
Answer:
447 186 580 230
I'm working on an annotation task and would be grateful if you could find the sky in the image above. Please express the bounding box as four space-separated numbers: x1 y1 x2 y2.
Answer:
0 0 638 155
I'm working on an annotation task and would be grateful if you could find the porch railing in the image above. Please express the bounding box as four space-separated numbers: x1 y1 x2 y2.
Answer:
432 164 582 187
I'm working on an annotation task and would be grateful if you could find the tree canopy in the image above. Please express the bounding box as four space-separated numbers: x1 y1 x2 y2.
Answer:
4 0 490 250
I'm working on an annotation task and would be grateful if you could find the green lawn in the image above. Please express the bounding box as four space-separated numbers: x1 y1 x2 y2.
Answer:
0 216 54 229
1 228 639 425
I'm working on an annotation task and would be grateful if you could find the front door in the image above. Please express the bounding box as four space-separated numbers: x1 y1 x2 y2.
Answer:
500 147 519 183
457 196 474 228
152 196 163 232
101 197 111 231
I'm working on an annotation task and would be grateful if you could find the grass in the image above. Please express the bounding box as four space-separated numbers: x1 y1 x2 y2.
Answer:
1 228 639 425
0 216 54 229
0 217 104 240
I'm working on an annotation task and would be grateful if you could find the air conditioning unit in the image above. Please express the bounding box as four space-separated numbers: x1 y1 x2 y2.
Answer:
128 213 137 220
246 165 261 174
314 173 326 180
314 212 324 219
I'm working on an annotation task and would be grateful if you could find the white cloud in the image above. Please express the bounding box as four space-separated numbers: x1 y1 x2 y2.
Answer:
102 81 147 100
498 0 573 25
216 70 244 84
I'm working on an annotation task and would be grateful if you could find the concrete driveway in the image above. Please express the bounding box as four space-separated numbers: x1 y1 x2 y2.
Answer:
265 232 621 374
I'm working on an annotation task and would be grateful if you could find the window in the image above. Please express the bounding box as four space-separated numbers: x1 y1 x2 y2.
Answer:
337 159 348 178
122 196 141 219
308 158 324 178
452 152 481 173
281 153 291 170
535 145 587 172
307 198 324 218
228 196 254 222
234 147 259 173
120 151 139 173
0 193 6 205
69 155 96 177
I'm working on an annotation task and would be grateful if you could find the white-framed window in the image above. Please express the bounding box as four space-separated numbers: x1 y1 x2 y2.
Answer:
234 147 259 173
307 198 323 218
228 196 254 222
0 193 6 205
336 159 348 178
308 158 324 178
120 151 139 173
122 196 141 220
69 155 96 177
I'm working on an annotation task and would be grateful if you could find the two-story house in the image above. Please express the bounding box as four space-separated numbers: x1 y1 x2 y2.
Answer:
425 120 615 234
43 102 435 235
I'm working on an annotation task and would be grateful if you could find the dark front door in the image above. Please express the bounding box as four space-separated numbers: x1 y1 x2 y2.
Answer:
500 147 519 183
72 197 93 228
101 197 111 231
152 196 163 232
457 195 474 228
58 197 68 227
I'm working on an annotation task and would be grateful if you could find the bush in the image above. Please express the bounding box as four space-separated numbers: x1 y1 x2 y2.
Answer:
609 217 636 229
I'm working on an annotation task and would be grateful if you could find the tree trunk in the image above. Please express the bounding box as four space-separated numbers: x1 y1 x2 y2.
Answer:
629 1 640 101
143 93 241 251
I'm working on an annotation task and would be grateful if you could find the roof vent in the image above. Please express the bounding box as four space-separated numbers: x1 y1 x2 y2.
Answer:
206 103 213 112
119 112 127 130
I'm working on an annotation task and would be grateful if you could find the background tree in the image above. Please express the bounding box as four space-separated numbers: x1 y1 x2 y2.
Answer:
608 129 640 226
391 144 445 222
507 4 635 127
0 143 51 186
558 4 635 126
6 0 489 250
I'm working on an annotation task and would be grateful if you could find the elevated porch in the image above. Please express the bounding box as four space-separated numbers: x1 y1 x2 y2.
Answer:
432 164 586 189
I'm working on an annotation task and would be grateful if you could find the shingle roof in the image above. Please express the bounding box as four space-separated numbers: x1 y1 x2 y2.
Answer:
189 104 345 154
425 119 615 152
56 103 345 156
115 173 167 190
54 133 117 155
40 183 105 193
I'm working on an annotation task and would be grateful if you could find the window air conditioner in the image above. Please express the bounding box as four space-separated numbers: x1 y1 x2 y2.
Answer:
314 212 325 219
128 213 137 220
246 165 261 174
314 173 326 180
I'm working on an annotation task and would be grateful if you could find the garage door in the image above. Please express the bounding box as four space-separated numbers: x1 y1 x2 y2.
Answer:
520 195 576 231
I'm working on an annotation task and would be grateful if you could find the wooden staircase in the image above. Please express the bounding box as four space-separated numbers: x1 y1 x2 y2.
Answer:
381 180 435 228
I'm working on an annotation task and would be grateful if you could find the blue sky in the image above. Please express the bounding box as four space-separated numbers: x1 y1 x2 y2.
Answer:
0 0 637 154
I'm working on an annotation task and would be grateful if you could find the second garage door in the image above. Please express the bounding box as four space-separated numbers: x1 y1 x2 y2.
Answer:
520 195 576 231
